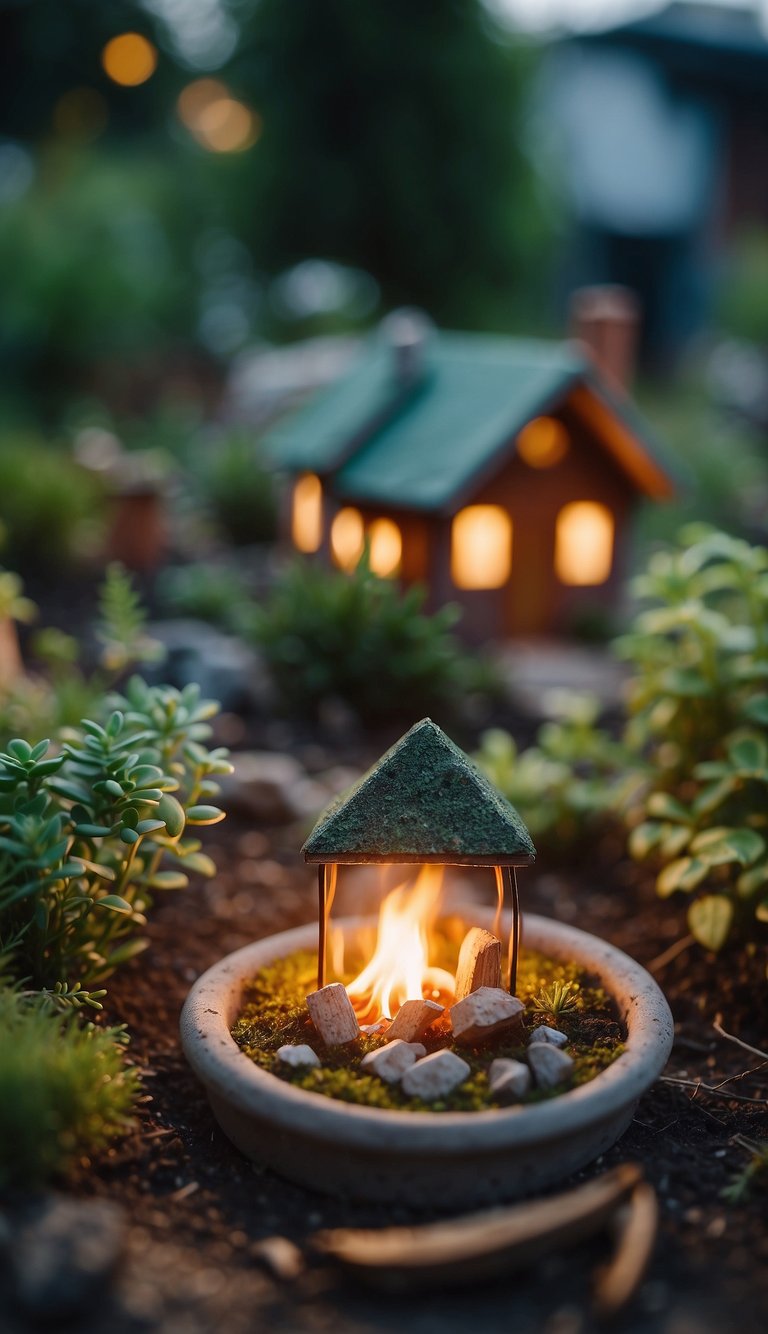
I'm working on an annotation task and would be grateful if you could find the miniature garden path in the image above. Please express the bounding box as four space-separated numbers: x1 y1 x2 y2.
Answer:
11 815 767 1334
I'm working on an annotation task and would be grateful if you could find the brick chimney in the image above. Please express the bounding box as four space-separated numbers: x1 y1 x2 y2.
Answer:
380 308 433 387
569 285 640 394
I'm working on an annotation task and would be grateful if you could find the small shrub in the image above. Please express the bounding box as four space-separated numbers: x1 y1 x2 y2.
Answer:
477 527 768 957
196 431 278 546
248 555 485 722
0 677 231 992
157 562 251 629
0 437 104 573
0 987 139 1188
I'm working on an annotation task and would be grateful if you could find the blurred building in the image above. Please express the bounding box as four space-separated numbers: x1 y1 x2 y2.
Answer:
548 1 768 363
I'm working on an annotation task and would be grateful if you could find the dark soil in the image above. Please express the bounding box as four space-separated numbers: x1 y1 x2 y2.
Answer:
4 719 768 1333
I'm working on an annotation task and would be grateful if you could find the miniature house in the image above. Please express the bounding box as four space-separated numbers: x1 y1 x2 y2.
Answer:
266 313 675 638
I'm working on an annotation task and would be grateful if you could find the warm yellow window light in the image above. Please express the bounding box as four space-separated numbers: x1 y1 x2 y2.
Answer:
451 505 512 590
330 507 365 571
517 416 569 469
368 518 402 578
101 33 158 87
555 502 614 586
291 473 323 553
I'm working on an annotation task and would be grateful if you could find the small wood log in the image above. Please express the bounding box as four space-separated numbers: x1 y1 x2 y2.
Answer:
454 927 502 1000
312 1163 643 1291
450 987 525 1047
306 983 360 1046
386 999 443 1044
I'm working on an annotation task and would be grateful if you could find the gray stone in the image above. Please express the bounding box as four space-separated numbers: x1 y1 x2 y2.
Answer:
530 1025 569 1048
451 987 526 1046
8 1195 125 1319
221 750 307 823
401 1050 470 1100
528 1042 575 1090
489 1058 531 1102
276 1043 320 1069
360 1039 421 1085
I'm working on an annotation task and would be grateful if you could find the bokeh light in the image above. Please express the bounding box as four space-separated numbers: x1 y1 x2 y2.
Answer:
177 79 261 153
101 33 158 87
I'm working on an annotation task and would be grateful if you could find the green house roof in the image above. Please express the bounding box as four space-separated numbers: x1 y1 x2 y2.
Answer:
302 718 536 866
266 330 675 513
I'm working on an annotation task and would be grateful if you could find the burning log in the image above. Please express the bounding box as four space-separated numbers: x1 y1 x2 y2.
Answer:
401 1050 470 1100
306 983 360 1046
454 927 502 999
360 1039 426 1085
450 987 525 1047
386 999 444 1044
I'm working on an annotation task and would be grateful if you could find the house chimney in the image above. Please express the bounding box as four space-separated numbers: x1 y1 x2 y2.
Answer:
380 308 433 388
569 285 640 394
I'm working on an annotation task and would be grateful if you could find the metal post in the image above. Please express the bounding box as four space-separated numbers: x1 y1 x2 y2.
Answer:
505 865 521 995
317 864 327 990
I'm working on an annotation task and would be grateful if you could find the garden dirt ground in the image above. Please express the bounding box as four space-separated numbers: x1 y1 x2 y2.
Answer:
6 805 768 1334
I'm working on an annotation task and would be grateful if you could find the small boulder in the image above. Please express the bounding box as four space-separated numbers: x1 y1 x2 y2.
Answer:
488 1058 531 1102
529 1025 569 1049
528 1042 575 1090
451 987 526 1046
360 1039 422 1085
276 1044 321 1069
401 1050 470 1100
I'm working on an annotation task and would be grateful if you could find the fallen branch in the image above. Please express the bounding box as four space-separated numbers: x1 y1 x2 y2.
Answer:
647 934 694 973
661 1075 768 1107
713 1015 768 1064
593 1182 658 1319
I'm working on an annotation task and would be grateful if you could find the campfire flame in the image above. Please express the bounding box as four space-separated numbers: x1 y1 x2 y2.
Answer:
344 865 456 1021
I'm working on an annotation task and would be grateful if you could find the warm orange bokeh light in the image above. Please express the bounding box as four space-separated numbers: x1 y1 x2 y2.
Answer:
555 501 614 585
330 507 365 571
344 867 455 1021
291 473 323 553
451 505 512 590
177 79 261 153
101 33 158 87
368 517 402 578
517 416 569 469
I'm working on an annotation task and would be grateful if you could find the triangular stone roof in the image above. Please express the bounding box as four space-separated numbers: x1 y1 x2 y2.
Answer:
302 718 536 866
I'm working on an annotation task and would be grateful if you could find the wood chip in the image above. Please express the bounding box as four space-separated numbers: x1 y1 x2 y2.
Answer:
593 1181 659 1317
450 987 526 1047
454 927 502 999
252 1235 305 1281
401 1050 470 1100
306 983 360 1046
313 1163 643 1291
386 999 444 1043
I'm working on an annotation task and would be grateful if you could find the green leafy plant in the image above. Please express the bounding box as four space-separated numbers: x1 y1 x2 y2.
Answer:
194 431 278 546
0 570 36 626
157 561 251 630
0 437 104 573
530 979 580 1021
722 1135 768 1204
0 985 139 1188
248 555 486 722
0 678 231 993
478 527 768 956
96 562 164 674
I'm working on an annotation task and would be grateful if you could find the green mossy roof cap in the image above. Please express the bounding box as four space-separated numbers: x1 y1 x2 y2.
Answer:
302 718 536 866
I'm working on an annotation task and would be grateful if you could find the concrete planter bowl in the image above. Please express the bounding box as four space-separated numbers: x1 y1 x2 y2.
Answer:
180 910 673 1207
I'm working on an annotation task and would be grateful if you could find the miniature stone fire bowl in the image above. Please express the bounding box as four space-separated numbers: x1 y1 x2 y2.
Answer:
181 909 673 1207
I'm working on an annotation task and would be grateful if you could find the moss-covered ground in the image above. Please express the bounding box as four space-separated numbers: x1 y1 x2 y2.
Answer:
231 931 625 1112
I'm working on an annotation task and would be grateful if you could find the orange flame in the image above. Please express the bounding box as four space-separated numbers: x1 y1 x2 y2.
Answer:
344 865 455 1021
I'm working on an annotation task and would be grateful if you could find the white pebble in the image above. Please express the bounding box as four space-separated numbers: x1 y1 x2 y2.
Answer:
276 1044 321 1069
488 1058 531 1101
529 1025 569 1048
528 1043 574 1090
360 1039 421 1085
401 1049 470 1100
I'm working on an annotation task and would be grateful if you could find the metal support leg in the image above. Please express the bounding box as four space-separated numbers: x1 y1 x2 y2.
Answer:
505 865 521 995
317 863 338 991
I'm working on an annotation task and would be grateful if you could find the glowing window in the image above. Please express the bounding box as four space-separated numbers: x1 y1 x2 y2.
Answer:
517 417 569 469
291 473 323 553
331 507 365 571
368 518 402 578
555 502 614 586
451 506 512 590
101 33 157 87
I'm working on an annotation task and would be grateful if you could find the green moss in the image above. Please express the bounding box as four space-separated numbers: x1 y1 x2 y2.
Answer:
231 942 625 1113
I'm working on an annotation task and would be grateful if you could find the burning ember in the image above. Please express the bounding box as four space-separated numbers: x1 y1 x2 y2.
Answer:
341 866 457 1022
